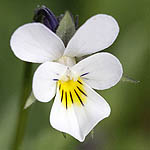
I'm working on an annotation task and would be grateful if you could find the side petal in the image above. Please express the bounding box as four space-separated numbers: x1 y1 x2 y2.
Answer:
64 14 119 57
72 52 123 90
50 83 110 142
10 23 65 63
33 62 67 102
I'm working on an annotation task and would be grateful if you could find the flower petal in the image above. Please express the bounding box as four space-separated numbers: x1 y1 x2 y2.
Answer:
72 52 123 90
50 83 110 142
64 14 119 57
33 62 67 102
10 23 65 63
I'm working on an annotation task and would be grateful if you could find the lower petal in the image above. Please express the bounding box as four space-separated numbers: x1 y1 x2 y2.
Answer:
50 83 110 142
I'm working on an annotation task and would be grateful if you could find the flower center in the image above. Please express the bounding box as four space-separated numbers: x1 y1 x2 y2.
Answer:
57 56 76 67
58 70 87 109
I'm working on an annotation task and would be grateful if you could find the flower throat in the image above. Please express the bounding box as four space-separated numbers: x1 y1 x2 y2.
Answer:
58 77 87 109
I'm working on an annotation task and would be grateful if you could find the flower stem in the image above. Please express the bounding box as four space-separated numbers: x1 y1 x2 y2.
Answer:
12 62 32 150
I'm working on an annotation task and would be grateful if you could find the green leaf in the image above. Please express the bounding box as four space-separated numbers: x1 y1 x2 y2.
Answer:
56 11 76 46
121 75 140 84
24 92 36 109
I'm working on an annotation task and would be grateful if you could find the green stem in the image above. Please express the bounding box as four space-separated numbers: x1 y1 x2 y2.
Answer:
12 62 32 150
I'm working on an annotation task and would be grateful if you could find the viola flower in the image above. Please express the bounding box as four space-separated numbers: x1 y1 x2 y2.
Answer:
10 14 123 142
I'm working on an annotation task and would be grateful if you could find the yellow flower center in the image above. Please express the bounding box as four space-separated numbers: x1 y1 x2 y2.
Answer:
58 77 87 109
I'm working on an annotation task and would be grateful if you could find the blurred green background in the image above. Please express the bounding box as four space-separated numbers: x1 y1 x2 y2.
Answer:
0 0 150 150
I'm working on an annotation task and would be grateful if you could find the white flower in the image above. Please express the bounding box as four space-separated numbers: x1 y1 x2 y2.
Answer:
10 14 123 142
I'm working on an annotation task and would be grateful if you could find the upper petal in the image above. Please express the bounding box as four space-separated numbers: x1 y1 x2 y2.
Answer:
72 52 123 90
64 14 119 57
10 23 65 63
33 62 67 102
50 83 110 142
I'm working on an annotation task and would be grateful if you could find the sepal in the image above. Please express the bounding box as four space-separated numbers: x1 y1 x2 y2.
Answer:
121 75 140 84
56 11 76 46
24 92 36 109
62 132 67 139
90 129 94 139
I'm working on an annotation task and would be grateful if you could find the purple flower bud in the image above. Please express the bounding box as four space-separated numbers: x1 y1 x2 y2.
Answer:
33 6 59 32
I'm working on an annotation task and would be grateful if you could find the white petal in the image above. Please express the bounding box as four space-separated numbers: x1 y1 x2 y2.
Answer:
72 52 123 90
33 62 67 102
10 23 65 63
64 14 119 57
50 83 110 142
